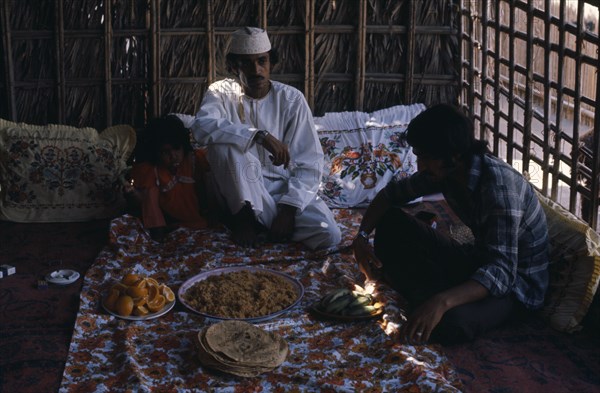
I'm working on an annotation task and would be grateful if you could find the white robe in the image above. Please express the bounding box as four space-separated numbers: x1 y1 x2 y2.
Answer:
191 79 341 250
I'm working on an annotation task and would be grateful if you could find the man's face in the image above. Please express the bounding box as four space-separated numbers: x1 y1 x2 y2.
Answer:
233 52 271 99
413 148 448 181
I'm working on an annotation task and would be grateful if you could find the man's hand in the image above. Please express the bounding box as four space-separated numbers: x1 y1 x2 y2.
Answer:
269 204 296 242
352 235 383 281
262 134 291 168
400 295 448 344
399 280 489 344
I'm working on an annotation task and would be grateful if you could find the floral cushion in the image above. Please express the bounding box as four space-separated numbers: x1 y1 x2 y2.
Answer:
536 191 600 332
0 119 136 222
314 104 426 208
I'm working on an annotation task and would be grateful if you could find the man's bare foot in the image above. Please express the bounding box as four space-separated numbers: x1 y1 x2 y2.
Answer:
231 203 260 247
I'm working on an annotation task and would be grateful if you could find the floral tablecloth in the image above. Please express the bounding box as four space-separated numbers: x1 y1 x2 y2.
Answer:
60 206 463 392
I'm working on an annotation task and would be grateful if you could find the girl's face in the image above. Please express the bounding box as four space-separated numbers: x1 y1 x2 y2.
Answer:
159 144 184 172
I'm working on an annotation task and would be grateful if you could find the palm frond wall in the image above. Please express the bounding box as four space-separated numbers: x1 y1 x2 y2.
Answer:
0 0 460 129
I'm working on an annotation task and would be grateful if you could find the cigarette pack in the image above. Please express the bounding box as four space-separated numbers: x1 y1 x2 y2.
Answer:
0 264 16 276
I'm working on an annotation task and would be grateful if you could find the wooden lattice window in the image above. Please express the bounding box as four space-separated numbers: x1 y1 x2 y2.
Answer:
460 0 600 229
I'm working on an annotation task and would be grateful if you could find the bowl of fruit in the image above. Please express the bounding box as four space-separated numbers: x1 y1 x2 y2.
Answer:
102 273 176 320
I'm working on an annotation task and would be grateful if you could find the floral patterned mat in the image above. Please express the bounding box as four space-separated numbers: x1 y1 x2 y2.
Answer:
60 208 463 392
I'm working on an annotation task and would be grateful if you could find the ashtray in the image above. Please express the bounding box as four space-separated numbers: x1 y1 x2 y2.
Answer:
45 269 80 285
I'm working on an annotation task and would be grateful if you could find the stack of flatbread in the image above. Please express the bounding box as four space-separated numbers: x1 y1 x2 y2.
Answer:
197 320 289 377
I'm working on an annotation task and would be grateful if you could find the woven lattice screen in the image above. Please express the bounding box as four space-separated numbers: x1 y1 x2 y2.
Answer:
460 0 600 228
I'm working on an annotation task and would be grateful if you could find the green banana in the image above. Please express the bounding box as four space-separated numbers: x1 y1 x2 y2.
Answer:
328 288 353 302
319 288 352 308
323 293 356 314
342 304 377 316
318 288 381 316
352 290 372 300
346 294 372 309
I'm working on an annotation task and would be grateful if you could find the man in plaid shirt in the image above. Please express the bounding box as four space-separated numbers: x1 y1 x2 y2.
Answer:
353 104 549 344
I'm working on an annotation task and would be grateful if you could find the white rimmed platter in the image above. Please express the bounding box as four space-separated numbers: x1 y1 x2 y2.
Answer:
101 297 175 321
178 266 304 323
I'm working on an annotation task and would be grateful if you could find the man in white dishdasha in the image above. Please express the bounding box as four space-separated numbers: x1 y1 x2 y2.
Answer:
191 27 341 249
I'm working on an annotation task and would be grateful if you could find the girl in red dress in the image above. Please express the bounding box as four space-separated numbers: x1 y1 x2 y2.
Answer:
126 115 213 242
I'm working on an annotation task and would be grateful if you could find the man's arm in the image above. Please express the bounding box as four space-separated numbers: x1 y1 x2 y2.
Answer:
266 92 315 241
275 92 324 212
357 189 392 236
351 190 391 279
352 173 436 279
257 131 290 168
192 81 256 151
399 279 489 343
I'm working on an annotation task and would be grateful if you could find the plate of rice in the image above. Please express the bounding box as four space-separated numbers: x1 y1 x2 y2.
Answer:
178 266 304 322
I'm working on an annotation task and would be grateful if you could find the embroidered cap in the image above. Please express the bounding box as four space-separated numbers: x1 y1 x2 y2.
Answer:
229 27 272 55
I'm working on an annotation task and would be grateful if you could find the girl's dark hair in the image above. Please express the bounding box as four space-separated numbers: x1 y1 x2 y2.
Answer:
406 104 488 164
225 48 279 75
136 115 193 164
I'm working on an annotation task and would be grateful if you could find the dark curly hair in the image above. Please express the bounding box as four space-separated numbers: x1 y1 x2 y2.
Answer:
406 104 488 166
136 115 193 165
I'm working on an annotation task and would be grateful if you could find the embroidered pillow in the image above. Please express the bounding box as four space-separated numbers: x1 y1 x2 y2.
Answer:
315 104 426 208
0 119 136 222
536 191 600 332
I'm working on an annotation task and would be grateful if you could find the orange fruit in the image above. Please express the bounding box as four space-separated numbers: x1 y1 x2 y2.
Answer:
111 282 129 294
160 285 175 303
147 294 165 313
133 295 148 307
133 305 149 316
127 285 148 299
132 278 147 289
146 277 159 287
122 273 141 286
147 284 159 302
115 295 134 316
104 288 120 311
